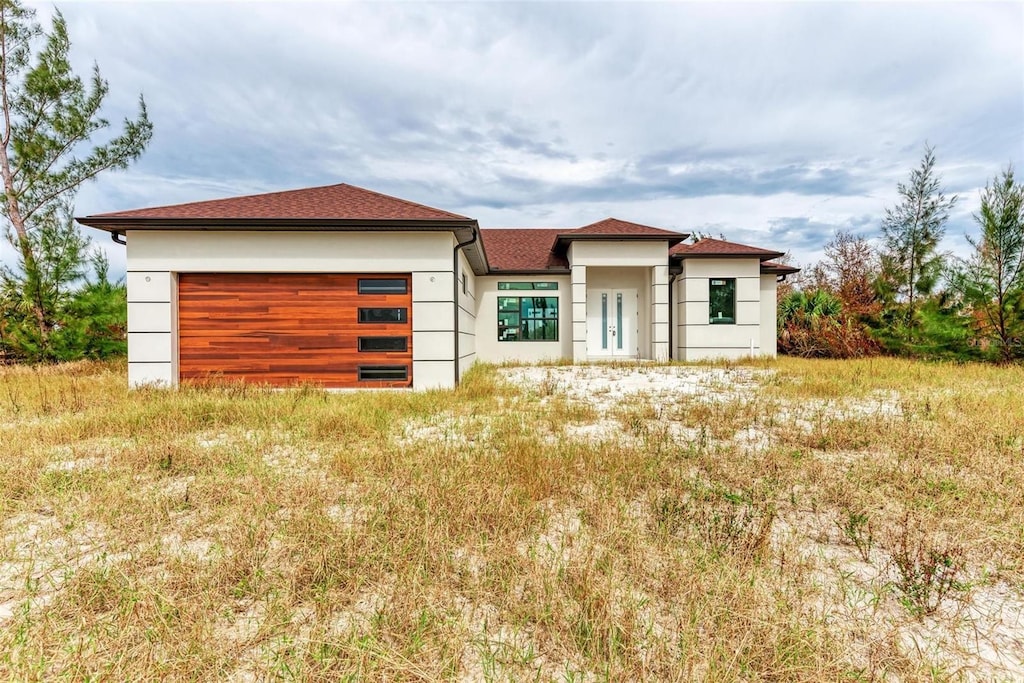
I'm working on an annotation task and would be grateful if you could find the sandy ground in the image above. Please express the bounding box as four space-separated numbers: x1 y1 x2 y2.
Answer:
3 363 1023 680
397 364 1024 681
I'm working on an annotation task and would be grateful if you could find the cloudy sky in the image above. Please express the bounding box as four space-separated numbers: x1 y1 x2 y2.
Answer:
6 0 1023 276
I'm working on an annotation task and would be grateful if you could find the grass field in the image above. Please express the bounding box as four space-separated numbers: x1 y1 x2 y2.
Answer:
1 357 1023 681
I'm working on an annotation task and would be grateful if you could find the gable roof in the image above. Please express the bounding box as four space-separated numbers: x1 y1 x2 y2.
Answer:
79 183 471 223
670 237 784 260
479 229 568 272
570 217 686 238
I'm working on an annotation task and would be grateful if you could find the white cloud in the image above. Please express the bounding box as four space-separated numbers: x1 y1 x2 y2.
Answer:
0 0 1015 277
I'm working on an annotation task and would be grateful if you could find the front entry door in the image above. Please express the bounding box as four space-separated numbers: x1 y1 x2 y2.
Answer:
586 289 638 357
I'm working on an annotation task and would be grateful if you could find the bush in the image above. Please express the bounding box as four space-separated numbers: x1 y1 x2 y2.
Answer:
778 290 879 358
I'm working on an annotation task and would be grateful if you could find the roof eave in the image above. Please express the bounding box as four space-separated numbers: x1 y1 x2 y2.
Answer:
670 251 785 261
555 233 688 248
485 267 572 275
74 216 477 231
760 265 801 275
78 216 491 275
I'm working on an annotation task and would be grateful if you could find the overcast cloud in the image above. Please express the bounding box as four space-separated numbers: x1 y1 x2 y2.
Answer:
5 1 1023 276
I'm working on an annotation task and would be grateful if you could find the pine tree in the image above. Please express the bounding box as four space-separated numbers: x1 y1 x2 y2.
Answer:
0 0 151 358
954 166 1024 361
879 145 958 320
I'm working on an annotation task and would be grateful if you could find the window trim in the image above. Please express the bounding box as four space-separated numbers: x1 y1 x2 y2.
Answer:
497 281 559 291
357 278 408 295
357 307 408 324
357 336 408 352
357 365 409 382
497 295 559 342
708 277 737 325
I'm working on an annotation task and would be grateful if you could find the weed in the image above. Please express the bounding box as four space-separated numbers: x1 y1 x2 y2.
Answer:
886 513 968 618
837 507 874 562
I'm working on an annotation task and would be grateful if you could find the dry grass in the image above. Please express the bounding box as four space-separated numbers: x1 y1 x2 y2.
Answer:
2 357 1024 681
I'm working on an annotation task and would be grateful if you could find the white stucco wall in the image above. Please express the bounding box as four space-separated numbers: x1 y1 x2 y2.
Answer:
125 230 460 390
676 257 766 361
474 275 572 363
567 240 667 267
760 274 778 357
457 248 478 378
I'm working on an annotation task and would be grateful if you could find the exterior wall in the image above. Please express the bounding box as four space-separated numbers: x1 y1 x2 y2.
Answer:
568 241 669 360
759 274 778 357
571 265 587 362
126 230 459 390
651 265 669 361
457 248 478 378
474 274 572 363
676 257 765 361
567 240 667 267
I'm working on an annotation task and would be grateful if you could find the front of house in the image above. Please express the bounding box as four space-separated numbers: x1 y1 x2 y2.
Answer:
77 183 797 390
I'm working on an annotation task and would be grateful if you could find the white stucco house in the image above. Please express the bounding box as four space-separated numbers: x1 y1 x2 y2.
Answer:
77 183 798 390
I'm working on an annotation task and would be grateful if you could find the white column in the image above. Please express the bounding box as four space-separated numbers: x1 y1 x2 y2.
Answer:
411 270 456 389
651 265 669 362
571 265 587 362
127 271 176 386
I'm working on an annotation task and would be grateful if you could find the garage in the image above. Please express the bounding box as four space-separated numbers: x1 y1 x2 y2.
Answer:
178 273 412 388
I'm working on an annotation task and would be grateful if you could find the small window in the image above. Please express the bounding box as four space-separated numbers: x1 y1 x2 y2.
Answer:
358 278 407 294
498 296 558 341
358 307 408 324
358 365 408 381
709 278 736 324
498 282 558 291
358 336 408 352
461 270 468 295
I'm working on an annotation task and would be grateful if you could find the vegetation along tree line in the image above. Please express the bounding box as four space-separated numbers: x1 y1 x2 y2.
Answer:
779 146 1024 362
0 0 1020 364
0 0 151 363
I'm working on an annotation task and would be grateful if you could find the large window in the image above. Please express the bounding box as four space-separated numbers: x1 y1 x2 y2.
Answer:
709 278 736 324
498 296 558 341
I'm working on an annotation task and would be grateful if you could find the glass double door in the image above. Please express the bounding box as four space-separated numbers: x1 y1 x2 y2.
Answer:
586 289 638 357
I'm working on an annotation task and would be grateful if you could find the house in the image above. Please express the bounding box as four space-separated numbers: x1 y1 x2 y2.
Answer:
77 183 798 389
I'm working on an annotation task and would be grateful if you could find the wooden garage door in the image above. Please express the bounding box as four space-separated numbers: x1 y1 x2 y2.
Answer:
178 273 412 388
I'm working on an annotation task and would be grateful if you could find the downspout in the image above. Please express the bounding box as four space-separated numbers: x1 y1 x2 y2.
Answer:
112 231 126 245
453 226 479 386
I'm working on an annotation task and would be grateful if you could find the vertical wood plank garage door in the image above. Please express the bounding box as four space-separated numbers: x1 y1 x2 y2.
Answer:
178 273 412 388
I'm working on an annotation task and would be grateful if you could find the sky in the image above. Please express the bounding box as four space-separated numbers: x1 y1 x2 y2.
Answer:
4 0 1023 277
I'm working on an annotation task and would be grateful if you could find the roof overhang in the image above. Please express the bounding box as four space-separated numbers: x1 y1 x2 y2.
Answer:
554 233 688 249
670 251 785 261
74 216 489 275
760 263 800 275
485 268 572 276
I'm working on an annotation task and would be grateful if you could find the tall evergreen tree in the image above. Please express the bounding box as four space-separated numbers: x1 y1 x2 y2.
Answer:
0 0 151 357
879 145 958 319
953 166 1024 360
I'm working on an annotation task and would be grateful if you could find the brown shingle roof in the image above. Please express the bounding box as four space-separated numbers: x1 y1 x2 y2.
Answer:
570 217 686 238
670 237 784 259
479 229 568 272
760 260 801 275
83 183 471 221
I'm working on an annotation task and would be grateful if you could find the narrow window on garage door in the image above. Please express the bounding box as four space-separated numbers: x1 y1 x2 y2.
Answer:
356 276 412 385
